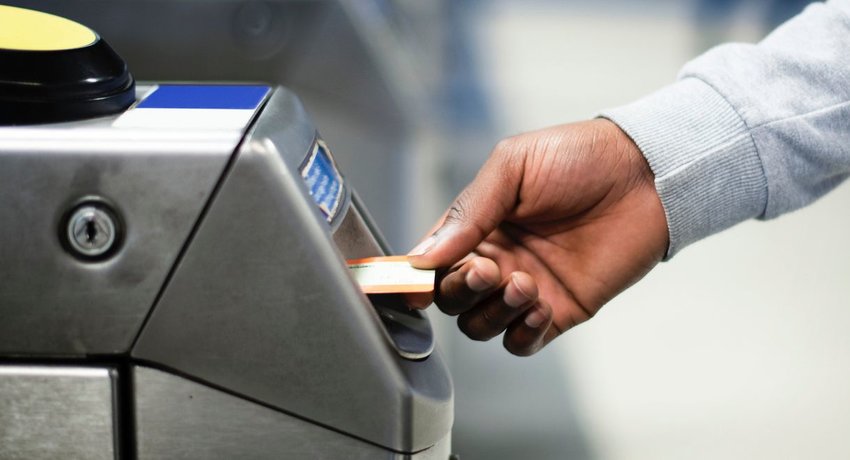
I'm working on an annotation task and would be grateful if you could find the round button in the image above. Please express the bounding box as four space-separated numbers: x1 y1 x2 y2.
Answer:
0 5 97 51
0 5 135 125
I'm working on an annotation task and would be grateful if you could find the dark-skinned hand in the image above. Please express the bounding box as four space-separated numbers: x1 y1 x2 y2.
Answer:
407 119 669 356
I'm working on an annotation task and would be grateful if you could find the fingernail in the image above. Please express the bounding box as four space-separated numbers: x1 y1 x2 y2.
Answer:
465 269 492 292
504 274 532 308
525 309 547 328
408 236 436 257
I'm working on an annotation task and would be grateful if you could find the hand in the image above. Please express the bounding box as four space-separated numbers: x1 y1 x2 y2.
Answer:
407 119 668 355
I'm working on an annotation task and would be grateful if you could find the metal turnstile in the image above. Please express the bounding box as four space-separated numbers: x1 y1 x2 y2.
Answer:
0 6 452 459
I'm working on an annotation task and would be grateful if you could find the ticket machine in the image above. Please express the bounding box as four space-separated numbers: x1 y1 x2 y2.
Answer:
0 6 453 459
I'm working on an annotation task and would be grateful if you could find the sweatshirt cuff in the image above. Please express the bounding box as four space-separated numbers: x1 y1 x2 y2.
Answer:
599 78 767 259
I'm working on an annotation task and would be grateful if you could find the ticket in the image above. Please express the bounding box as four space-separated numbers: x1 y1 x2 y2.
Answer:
346 256 435 294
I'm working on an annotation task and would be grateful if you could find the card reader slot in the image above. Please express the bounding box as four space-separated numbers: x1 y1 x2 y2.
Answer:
333 204 435 360
369 294 435 360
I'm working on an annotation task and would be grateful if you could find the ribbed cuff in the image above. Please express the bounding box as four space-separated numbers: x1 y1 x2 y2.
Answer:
600 78 767 259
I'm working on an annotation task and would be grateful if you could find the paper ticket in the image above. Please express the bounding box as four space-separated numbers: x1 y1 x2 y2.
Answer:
347 256 435 294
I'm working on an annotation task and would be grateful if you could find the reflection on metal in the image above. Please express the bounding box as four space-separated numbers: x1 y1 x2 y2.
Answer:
0 104 236 356
0 85 453 457
371 293 437 360
4 0 425 250
412 434 453 460
0 366 117 460
132 88 452 453
333 200 386 260
135 366 397 459
1 5 455 445
135 366 453 459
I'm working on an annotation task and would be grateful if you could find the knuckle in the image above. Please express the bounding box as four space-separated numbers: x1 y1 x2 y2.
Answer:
492 137 527 187
571 300 597 324
434 272 473 316
457 314 495 342
443 196 470 227
495 135 530 161
493 136 521 158
457 321 482 341
442 193 491 242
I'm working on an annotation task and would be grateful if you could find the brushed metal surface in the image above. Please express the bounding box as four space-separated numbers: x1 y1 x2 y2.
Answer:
135 366 400 459
0 366 117 460
333 200 384 260
0 87 244 355
5 0 414 250
411 434 452 460
133 88 453 453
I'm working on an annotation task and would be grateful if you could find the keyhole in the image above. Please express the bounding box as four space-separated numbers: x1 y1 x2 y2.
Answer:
65 203 119 259
85 220 98 243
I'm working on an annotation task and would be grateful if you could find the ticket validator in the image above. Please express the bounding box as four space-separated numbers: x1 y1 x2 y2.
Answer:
0 6 453 459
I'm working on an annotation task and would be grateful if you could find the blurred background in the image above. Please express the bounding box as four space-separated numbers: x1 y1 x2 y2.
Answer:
14 0 850 458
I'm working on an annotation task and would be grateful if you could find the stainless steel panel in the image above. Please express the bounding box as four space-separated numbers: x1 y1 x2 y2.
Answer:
412 434 452 460
135 366 401 459
133 88 453 453
6 0 414 250
333 200 385 260
0 91 240 355
0 366 117 460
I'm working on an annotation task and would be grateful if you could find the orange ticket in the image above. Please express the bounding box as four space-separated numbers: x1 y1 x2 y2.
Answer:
347 256 435 294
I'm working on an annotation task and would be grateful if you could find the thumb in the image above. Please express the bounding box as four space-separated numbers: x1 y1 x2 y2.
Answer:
408 146 523 269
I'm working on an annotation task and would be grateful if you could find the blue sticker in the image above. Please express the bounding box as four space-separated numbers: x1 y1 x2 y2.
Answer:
301 140 344 222
137 85 270 110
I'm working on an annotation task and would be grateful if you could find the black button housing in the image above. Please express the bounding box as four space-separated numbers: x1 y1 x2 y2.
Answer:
0 37 135 125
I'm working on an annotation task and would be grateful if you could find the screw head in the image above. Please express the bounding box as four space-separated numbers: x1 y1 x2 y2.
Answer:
66 205 117 258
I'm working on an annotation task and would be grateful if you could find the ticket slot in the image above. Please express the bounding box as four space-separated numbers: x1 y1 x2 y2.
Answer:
332 199 435 360
369 293 436 360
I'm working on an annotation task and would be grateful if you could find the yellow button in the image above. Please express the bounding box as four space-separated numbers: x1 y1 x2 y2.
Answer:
0 5 97 51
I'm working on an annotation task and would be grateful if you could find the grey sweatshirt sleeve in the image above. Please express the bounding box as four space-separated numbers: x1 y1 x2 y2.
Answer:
601 0 850 258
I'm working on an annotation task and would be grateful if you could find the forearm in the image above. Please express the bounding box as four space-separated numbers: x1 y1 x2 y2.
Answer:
602 0 850 257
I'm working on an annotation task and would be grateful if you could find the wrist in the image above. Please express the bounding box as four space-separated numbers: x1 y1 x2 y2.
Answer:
599 78 766 258
597 118 670 262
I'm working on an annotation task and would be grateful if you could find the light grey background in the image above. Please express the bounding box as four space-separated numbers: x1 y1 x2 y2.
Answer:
411 1 850 459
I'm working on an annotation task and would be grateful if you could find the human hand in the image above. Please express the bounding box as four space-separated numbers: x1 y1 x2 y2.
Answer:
407 119 668 355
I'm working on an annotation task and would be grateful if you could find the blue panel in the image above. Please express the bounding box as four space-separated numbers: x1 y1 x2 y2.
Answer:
302 143 344 222
137 85 270 110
